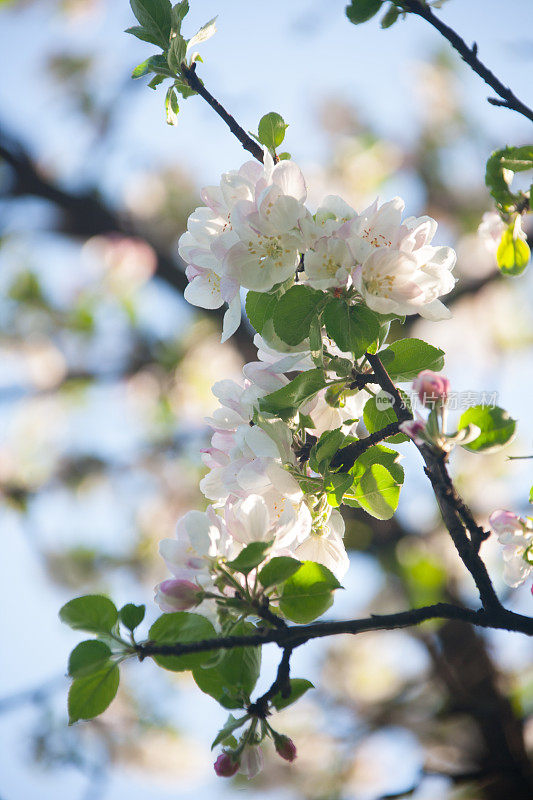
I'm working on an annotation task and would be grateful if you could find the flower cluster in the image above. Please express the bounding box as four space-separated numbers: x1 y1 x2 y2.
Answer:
179 152 456 342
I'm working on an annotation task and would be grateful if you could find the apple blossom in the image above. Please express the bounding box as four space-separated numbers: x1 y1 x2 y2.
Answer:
239 745 264 779
154 579 201 612
275 735 297 762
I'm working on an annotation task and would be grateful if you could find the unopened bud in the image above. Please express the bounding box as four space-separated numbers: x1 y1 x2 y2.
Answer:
399 418 426 446
239 745 264 779
154 579 202 613
275 735 297 762
412 370 450 407
488 510 524 542
214 752 239 778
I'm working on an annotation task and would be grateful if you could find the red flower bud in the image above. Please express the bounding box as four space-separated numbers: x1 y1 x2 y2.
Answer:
412 370 450 406
214 753 239 777
275 735 297 762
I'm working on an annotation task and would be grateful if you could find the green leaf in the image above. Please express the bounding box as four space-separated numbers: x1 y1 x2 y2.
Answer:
119 603 145 631
351 444 405 484
258 557 302 588
68 641 112 679
379 338 445 381
259 369 328 416
132 54 174 80
309 428 346 473
149 612 216 672
211 714 249 750
280 561 341 624
245 290 278 334
346 0 382 25
324 471 353 507
192 662 243 709
125 25 165 47
227 541 273 575
324 299 380 357
271 678 314 711
273 285 324 345
353 463 401 519
381 4 399 28
130 0 172 48
217 621 261 700
68 664 119 724
458 405 516 453
257 112 288 150
496 225 530 276
59 595 118 634
363 392 409 443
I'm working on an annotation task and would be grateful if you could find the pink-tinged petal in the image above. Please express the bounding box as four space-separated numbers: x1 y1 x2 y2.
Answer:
220 275 239 302
201 185 226 216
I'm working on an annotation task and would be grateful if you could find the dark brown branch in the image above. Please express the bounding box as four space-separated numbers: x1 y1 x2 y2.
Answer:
135 602 533 662
364 351 502 612
180 63 264 162
330 420 402 471
247 647 292 718
400 0 533 124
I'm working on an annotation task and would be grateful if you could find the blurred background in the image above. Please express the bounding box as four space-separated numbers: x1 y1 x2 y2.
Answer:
1 1 533 798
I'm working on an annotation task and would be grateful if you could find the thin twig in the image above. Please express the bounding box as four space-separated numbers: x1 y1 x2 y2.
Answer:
180 63 264 162
401 0 533 124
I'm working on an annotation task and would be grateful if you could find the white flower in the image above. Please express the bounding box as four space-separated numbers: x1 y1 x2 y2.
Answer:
159 506 232 586
355 246 455 320
344 197 405 264
223 191 304 292
303 235 353 290
294 508 349 579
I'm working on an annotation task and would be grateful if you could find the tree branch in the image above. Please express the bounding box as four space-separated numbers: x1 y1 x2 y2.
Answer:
135 601 533 663
401 0 533 124
247 646 292 718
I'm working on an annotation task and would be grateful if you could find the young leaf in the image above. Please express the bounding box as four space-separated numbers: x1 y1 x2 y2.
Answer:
186 16 217 56
211 714 249 750
130 0 172 49
149 612 216 672
379 338 444 381
126 25 165 47
496 225 530 276
273 285 324 345
68 641 112 679
59 595 118 634
226 541 273 575
257 112 288 150
170 0 189 31
165 86 179 125
458 405 516 453
68 664 119 724
258 556 302 588
309 428 346 473
279 561 341 624
324 471 353 507
259 369 328 416
271 678 314 711
346 0 383 25
119 603 145 631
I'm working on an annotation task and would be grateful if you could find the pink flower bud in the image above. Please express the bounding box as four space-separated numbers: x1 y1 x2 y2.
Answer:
412 370 450 406
399 418 426 446
214 752 239 778
275 735 297 762
154 579 201 613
